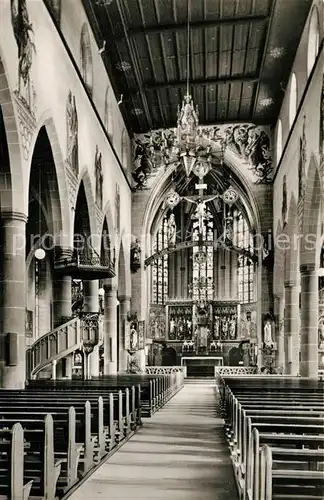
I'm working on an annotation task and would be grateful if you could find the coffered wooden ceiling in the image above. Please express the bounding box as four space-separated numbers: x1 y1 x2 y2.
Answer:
83 0 313 134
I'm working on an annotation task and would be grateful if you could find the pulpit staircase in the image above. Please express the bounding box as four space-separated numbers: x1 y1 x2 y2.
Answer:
26 314 102 380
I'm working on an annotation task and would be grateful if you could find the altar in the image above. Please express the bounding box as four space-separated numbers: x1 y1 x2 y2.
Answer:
181 356 223 377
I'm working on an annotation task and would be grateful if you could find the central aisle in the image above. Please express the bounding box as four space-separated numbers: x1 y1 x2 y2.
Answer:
70 383 238 500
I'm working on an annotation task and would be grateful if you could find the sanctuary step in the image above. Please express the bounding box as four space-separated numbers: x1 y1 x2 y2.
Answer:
68 383 238 500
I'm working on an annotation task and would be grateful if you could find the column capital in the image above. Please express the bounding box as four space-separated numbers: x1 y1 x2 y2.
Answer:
300 263 316 274
0 211 28 223
104 284 118 294
284 280 297 288
118 294 131 303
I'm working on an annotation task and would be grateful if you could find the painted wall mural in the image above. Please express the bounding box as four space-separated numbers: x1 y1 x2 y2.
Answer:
11 0 36 108
132 123 272 190
95 145 103 209
66 90 79 176
298 115 307 204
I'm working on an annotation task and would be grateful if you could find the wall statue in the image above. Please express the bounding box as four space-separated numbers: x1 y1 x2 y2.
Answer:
11 0 36 97
130 238 141 272
95 145 103 209
66 91 79 176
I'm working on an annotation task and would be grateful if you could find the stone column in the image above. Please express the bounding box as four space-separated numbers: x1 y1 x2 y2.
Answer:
65 354 73 379
0 213 27 389
83 280 99 312
103 285 118 374
53 248 73 327
300 264 318 378
119 295 131 372
89 344 100 377
274 294 285 370
284 280 299 375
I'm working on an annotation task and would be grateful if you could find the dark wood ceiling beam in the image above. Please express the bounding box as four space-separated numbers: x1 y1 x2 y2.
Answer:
251 0 277 118
115 0 153 129
115 14 269 38
129 75 259 93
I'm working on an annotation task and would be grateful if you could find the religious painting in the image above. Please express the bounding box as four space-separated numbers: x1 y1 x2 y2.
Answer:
240 308 257 340
138 320 145 350
66 90 79 176
11 0 36 101
95 145 103 209
213 305 237 340
168 305 193 341
149 305 166 341
25 309 33 337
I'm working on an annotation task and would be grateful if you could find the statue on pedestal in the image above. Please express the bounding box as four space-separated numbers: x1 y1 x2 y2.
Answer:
167 212 177 246
263 315 274 347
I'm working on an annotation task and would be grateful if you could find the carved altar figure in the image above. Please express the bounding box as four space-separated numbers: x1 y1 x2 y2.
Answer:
221 316 229 339
66 91 79 175
167 212 176 246
229 316 236 339
95 145 103 209
169 318 175 335
214 315 220 339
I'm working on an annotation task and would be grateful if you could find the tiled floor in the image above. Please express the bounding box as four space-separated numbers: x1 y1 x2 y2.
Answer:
69 383 238 500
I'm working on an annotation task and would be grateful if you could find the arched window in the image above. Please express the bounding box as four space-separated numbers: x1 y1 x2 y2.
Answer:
276 119 282 165
234 212 254 304
121 129 128 169
191 208 214 303
104 86 113 140
152 217 169 304
307 7 320 77
80 23 93 96
289 73 297 128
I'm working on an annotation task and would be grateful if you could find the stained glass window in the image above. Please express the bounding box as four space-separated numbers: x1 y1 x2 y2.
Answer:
234 212 254 303
191 209 214 302
152 217 169 304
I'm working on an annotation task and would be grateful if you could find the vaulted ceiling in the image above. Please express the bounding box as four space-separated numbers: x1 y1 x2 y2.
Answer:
83 0 312 135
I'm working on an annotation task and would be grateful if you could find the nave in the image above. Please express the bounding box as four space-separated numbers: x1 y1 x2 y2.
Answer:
69 382 238 500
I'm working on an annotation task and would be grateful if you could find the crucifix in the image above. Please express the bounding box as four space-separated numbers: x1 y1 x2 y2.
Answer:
182 177 219 239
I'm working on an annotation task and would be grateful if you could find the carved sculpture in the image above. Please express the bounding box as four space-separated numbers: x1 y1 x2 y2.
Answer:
182 196 218 236
66 91 79 176
95 145 103 209
11 0 36 97
130 238 141 272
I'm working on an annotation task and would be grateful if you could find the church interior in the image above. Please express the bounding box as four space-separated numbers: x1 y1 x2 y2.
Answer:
0 0 323 498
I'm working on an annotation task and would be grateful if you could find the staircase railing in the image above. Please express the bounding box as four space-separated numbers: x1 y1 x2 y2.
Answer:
27 317 82 379
26 313 103 380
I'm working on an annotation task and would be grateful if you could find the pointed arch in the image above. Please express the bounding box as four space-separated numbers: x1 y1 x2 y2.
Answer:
300 154 322 267
80 23 93 96
117 241 126 298
0 50 25 213
74 169 98 250
284 193 298 283
30 112 71 238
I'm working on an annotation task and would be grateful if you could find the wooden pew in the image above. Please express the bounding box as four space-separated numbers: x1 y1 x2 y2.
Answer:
0 424 33 500
260 445 324 500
